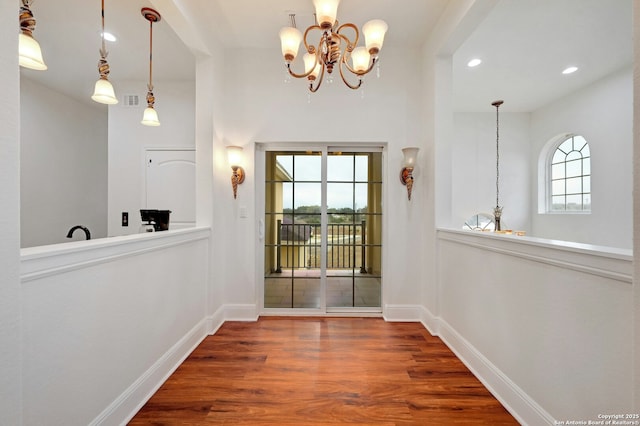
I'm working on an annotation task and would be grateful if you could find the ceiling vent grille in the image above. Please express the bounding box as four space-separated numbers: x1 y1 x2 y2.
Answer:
122 94 139 107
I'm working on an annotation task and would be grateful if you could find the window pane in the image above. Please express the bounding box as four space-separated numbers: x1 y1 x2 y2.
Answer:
566 151 582 162
294 155 321 181
574 136 587 152
583 176 591 193
275 155 294 181
552 163 565 179
583 158 591 175
293 182 321 208
566 159 582 177
328 155 354 181
282 182 293 210
552 150 566 164
581 144 590 157
552 196 565 210
566 177 582 194
354 183 368 212
583 194 591 210
327 183 354 210
558 139 573 153
551 180 565 195
355 155 368 182
566 194 582 210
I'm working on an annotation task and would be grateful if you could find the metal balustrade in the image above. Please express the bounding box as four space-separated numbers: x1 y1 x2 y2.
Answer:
275 220 367 273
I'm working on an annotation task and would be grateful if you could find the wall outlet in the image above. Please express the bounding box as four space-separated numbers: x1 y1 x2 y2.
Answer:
122 212 128 227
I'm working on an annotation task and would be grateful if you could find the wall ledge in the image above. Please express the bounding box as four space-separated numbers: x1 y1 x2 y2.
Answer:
437 228 632 283
21 227 211 283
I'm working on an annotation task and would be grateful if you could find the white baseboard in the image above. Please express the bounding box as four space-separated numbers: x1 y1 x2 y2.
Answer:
383 304 424 322
90 318 209 426
224 303 259 321
207 305 226 335
437 318 555 426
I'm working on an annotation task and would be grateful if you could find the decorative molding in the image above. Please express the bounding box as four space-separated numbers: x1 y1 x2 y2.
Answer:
437 318 556 426
21 227 211 283
90 318 209 426
438 229 632 283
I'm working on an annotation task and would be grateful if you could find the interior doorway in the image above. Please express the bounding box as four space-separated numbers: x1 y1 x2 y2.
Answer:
263 147 383 313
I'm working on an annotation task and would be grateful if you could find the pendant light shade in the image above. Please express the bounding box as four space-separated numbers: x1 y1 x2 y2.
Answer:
91 78 118 104
18 0 47 70
141 106 161 126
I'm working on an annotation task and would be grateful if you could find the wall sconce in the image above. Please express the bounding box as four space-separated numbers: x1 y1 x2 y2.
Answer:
226 146 245 199
400 147 419 200
18 0 47 70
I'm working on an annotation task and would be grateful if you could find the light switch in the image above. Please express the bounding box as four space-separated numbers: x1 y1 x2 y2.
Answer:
239 206 248 218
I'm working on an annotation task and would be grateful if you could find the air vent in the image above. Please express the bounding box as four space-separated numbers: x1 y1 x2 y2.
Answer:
122 94 139 107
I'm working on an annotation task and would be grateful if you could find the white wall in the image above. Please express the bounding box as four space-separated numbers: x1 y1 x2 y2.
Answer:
217 46 426 312
108 79 195 237
530 67 633 248
437 230 633 424
20 229 210 425
453 112 530 231
0 0 23 422
20 78 108 248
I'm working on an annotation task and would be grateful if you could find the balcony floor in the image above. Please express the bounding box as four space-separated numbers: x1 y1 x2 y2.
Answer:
265 270 381 309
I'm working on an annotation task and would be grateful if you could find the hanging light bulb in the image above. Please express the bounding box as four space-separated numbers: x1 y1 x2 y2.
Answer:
18 0 47 71
141 8 161 126
91 0 118 105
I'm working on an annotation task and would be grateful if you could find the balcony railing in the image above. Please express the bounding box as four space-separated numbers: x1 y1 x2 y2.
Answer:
275 220 367 273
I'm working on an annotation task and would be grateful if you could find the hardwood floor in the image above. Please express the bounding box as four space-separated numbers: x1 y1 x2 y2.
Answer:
129 317 519 425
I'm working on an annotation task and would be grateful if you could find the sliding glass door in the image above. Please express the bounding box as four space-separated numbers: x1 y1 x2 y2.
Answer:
263 148 382 312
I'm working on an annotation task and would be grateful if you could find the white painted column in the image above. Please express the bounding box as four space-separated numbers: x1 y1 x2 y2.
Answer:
0 0 23 423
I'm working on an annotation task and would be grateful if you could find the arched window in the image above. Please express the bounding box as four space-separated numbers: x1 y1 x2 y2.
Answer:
463 213 495 231
549 135 591 212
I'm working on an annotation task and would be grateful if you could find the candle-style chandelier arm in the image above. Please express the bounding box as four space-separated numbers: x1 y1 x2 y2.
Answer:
335 22 359 50
338 55 363 90
341 50 377 76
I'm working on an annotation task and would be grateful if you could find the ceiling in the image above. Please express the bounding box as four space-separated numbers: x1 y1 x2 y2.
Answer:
19 0 633 113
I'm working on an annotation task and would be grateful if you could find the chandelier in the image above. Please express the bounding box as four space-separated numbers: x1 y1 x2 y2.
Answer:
278 0 388 92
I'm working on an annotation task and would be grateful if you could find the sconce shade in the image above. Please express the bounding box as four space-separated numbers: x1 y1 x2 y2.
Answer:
279 26 302 63
402 147 419 167
141 107 160 126
313 0 340 29
91 78 118 104
19 33 47 70
362 19 388 55
400 147 419 201
226 146 244 168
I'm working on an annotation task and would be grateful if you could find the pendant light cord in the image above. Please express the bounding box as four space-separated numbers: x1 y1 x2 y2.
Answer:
148 19 154 89
495 104 500 208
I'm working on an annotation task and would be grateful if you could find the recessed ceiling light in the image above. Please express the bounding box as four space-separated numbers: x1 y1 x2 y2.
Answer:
102 32 116 42
467 58 482 67
562 66 578 75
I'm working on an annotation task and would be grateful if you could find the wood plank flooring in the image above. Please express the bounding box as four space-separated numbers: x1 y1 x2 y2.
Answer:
129 317 519 425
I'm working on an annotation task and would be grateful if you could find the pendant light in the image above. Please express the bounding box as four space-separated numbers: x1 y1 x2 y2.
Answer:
141 8 161 126
492 100 504 231
18 0 47 71
91 0 118 104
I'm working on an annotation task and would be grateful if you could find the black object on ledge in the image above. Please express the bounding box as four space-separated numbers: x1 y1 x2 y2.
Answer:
66 225 91 240
140 209 171 231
